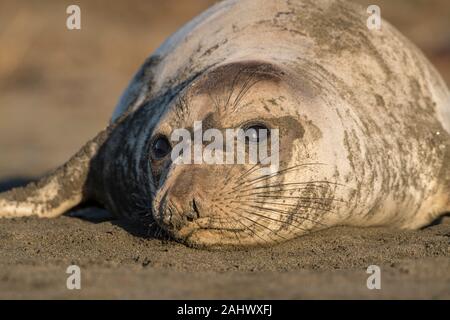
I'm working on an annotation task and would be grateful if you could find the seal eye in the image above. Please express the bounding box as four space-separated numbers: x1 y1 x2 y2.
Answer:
244 124 270 144
151 136 172 159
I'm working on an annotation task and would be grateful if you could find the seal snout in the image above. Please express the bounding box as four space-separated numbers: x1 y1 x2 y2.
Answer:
153 166 212 235
169 185 205 226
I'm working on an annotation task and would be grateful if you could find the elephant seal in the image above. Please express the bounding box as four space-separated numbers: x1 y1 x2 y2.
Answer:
0 0 449 248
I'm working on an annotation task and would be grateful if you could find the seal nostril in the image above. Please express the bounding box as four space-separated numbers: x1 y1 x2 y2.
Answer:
192 199 200 218
185 198 200 222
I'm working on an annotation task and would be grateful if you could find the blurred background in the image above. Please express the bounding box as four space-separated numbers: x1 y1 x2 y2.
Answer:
0 0 449 179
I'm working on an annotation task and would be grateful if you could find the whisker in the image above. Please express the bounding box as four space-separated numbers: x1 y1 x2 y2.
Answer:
232 163 327 191
234 202 328 227
242 163 327 187
230 153 278 188
228 213 272 244
210 202 264 245
208 91 222 115
245 209 310 232
234 194 346 204
219 185 332 201
236 208 313 235
235 160 264 182
232 209 289 241
230 180 343 195
231 69 262 113
224 66 246 110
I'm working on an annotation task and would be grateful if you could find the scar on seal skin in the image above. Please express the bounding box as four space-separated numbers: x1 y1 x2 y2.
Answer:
1 0 449 248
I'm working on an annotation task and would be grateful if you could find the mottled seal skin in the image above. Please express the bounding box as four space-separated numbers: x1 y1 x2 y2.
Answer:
0 0 449 248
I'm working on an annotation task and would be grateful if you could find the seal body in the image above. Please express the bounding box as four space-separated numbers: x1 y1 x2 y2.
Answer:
1 0 449 248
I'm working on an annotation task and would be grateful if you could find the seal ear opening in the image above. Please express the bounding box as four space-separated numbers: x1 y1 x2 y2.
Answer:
0 129 109 219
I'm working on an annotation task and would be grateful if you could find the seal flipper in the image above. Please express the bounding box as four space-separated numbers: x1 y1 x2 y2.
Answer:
0 129 110 218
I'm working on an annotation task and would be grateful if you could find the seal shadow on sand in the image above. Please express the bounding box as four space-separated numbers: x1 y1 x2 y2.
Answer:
1 176 448 242
0 176 165 239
